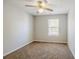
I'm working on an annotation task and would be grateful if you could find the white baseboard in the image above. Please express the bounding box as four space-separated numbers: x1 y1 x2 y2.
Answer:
3 40 33 56
67 44 75 57
34 40 67 44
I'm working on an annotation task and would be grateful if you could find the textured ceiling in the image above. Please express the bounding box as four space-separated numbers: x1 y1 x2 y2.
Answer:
5 0 73 15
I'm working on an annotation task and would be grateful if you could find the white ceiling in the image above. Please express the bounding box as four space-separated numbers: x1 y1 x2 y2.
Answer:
5 0 73 15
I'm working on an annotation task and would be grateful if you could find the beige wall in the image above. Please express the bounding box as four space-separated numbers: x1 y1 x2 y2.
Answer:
68 0 75 56
34 14 67 43
3 1 34 56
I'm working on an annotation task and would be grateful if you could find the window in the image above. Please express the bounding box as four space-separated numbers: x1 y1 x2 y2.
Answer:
48 19 59 36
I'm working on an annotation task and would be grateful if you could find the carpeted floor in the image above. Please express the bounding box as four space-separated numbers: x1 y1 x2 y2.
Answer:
4 42 74 59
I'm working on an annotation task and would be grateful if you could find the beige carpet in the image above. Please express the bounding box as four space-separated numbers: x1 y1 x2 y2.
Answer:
4 42 74 59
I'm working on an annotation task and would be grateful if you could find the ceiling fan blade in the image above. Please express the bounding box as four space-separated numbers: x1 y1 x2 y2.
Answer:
44 8 53 11
25 5 36 7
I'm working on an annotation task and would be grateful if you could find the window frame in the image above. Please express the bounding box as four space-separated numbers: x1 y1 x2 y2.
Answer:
48 19 59 36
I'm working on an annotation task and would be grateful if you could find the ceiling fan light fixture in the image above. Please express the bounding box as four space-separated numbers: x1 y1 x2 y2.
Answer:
38 8 44 13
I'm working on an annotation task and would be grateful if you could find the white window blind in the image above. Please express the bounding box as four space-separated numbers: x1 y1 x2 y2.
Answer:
48 19 59 36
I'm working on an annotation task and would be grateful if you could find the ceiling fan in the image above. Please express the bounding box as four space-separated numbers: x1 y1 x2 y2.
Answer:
25 0 53 13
